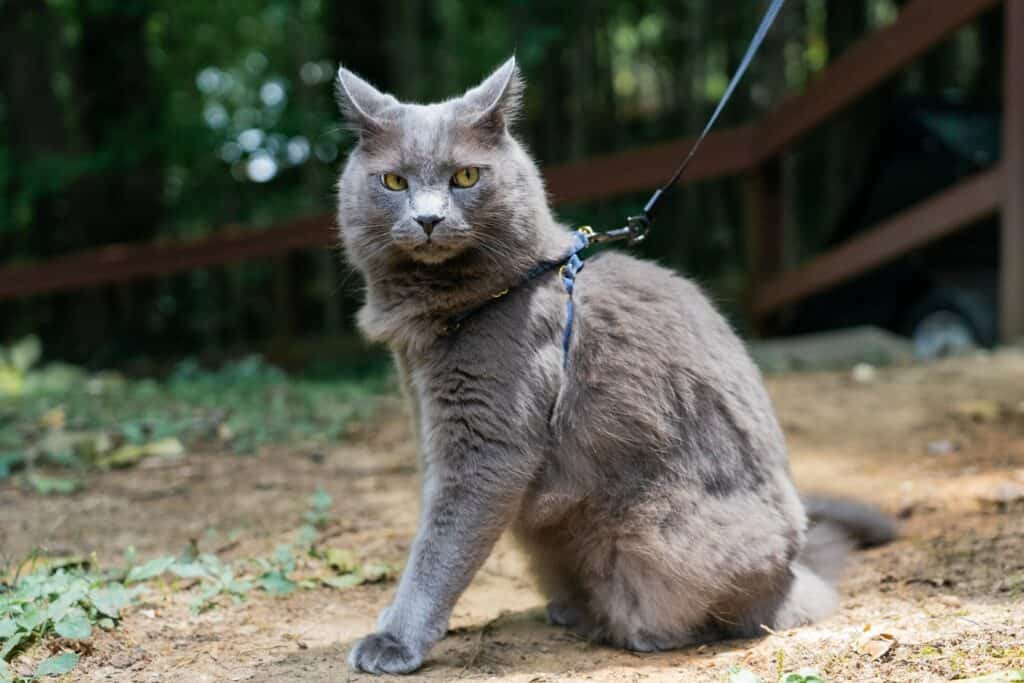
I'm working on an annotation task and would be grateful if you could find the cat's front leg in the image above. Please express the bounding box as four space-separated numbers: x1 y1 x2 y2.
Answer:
348 429 533 674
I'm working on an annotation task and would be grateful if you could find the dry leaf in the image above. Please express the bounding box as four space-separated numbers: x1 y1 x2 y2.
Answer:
857 627 897 659
953 399 1002 422
39 407 66 431
325 548 358 574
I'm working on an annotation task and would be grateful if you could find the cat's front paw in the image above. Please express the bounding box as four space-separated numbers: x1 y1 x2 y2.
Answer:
348 632 423 674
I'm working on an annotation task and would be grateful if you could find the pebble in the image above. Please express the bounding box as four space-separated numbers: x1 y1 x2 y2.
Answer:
927 439 959 455
976 481 1024 511
851 363 877 383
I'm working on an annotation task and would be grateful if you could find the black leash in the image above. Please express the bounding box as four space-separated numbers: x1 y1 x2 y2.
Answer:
445 0 785 344
589 0 786 247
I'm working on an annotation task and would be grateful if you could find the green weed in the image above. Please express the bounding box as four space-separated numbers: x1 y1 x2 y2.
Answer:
0 339 392 490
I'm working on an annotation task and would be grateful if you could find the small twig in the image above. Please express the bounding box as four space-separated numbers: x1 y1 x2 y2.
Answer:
204 650 228 670
214 540 241 555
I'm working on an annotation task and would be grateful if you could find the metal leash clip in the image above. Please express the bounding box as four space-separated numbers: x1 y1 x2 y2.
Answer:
586 214 650 246
625 213 650 244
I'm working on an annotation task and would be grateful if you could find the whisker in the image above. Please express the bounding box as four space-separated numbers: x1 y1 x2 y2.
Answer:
337 222 393 230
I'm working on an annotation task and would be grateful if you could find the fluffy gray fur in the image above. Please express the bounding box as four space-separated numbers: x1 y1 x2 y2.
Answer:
335 57 895 675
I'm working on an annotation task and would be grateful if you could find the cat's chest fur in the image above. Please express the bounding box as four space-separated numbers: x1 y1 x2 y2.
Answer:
392 277 566 438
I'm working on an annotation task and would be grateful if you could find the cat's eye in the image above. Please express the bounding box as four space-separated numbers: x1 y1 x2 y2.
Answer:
451 167 480 188
381 173 407 191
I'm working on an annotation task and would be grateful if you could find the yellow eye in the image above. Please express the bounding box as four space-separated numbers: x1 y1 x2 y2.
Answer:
381 173 407 191
451 167 480 188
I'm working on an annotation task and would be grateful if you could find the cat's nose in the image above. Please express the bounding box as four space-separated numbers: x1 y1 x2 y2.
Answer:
414 214 444 236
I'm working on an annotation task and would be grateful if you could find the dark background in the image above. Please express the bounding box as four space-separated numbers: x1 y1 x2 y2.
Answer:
0 0 1007 370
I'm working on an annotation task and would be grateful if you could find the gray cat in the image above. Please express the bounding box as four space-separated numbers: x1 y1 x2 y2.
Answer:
335 57 895 675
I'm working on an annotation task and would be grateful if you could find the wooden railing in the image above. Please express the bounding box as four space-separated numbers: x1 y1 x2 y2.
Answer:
2 0 1020 340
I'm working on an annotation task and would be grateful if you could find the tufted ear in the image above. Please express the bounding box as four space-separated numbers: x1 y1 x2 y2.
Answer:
335 66 399 136
462 57 524 134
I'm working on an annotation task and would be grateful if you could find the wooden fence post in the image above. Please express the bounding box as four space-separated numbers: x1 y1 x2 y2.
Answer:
747 158 785 335
1003 0 1024 342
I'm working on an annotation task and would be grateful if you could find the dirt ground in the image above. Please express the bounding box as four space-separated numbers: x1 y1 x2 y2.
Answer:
3 349 1024 682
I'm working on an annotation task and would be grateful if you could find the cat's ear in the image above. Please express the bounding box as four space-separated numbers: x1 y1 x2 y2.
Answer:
463 57 524 134
335 66 397 136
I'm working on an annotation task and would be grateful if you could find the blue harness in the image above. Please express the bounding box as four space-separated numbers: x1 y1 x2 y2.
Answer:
558 228 591 359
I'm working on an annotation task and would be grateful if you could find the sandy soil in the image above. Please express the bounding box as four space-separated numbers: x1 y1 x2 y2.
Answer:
3 349 1024 682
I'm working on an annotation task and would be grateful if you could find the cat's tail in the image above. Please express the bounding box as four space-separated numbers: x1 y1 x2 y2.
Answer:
773 496 897 629
800 495 897 580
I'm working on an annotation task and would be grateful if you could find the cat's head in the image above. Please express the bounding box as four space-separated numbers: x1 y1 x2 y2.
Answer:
335 57 553 273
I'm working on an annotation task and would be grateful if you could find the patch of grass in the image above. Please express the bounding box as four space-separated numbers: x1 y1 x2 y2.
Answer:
0 337 394 490
1 555 134 681
120 487 397 613
1 488 398 679
952 650 968 677
298 487 334 546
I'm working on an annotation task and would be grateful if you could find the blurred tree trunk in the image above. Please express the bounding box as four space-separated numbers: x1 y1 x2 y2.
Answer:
324 3 393 329
745 0 802 290
0 0 69 259
324 4 393 90
677 0 705 273
73 2 166 363
820 1 870 247
392 0 427 100
72 1 165 249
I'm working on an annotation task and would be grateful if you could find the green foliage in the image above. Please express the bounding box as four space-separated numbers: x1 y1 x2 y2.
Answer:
23 474 81 496
125 556 177 585
0 338 73 400
780 670 826 683
0 561 130 678
726 667 828 683
0 343 390 491
34 652 79 678
256 546 298 596
298 487 333 544
172 554 254 614
727 666 764 683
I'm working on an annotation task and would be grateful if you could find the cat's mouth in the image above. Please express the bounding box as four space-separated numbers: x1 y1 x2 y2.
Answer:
408 239 462 264
390 225 471 265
